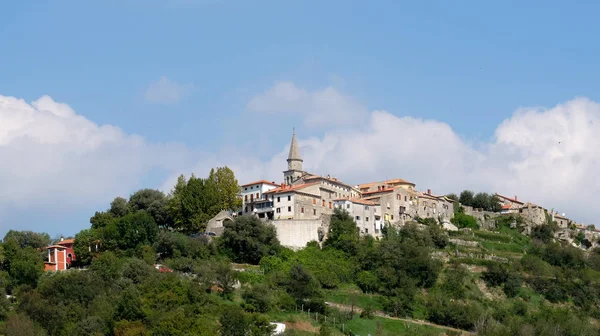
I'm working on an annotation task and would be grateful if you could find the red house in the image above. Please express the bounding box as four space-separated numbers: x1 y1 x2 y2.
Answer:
44 238 76 272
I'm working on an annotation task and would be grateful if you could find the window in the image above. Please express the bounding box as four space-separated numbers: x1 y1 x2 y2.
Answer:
365 228 369 233
313 209 317 215
276 208 281 213
405 196 407 201
322 200 325 207
365 217 369 221
288 195 291 201
245 195 248 201
256 193 259 198
277 197 281 202
346 204 350 209
301 207 304 213
391 215 394 220
313 199 316 205
329 202 332 209
245 206 248 212
396 194 400 200
365 205 369 210
356 216 360 221
288 206 292 212
244 187 248 191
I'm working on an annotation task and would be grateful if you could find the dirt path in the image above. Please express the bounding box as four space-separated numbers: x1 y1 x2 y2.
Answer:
325 302 474 335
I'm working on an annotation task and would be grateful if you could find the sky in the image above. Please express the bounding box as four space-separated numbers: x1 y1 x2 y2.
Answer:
1 0 600 237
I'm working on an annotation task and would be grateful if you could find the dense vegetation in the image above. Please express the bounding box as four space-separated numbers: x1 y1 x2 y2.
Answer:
1 170 600 335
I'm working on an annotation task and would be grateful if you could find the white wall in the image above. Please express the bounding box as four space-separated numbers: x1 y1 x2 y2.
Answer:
271 219 322 249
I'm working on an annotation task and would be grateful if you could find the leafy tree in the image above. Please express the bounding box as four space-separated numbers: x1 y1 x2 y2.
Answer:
71 316 106 336
323 208 359 255
115 211 158 250
285 264 322 303
446 193 458 202
531 223 557 243
128 189 170 227
3 313 47 336
8 247 44 287
219 305 248 336
356 271 379 293
219 216 281 264
115 286 145 321
109 197 129 218
121 258 154 285
90 211 114 230
459 190 474 207
209 167 242 211
3 231 50 250
214 262 238 298
481 263 509 287
73 229 98 266
242 283 273 313
428 224 449 249
89 251 121 281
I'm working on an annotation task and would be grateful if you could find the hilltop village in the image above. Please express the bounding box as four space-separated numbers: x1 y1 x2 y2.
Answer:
236 132 597 249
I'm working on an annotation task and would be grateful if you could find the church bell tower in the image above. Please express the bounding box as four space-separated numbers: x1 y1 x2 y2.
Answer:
283 130 304 185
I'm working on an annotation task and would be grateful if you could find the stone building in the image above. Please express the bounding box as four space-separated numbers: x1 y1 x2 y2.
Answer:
263 182 325 220
414 190 454 221
333 198 382 237
518 202 547 227
240 180 280 217
495 194 524 214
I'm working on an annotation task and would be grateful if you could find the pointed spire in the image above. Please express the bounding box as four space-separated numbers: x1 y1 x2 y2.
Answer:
288 129 302 162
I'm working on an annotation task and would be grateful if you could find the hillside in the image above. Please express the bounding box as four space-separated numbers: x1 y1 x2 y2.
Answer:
1 186 599 335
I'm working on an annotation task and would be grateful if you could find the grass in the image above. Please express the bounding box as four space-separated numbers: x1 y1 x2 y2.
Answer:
344 315 443 336
324 289 384 311
473 230 513 243
481 241 525 253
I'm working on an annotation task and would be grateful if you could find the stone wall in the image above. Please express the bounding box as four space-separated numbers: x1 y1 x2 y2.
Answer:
270 218 327 250
519 205 546 227
462 206 498 230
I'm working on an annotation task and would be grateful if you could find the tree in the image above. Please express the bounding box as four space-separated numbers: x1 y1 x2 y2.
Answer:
73 229 98 266
209 167 242 211
472 192 491 210
356 271 379 293
446 193 459 202
459 190 474 207
219 306 248 336
451 212 479 229
115 211 158 250
8 247 44 287
219 216 281 264
323 208 359 255
285 264 322 303
214 262 238 298
128 189 170 227
3 313 46 336
3 231 50 250
109 197 129 218
115 286 145 321
90 211 114 230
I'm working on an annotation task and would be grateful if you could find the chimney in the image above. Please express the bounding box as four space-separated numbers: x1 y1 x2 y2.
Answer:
378 186 381 191
427 189 431 195
514 195 518 201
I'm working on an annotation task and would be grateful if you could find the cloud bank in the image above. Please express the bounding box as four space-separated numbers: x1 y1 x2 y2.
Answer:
1 85 599 235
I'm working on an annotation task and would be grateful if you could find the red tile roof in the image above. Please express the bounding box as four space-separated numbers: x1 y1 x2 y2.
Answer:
264 182 320 195
358 178 415 190
333 198 380 206
241 180 280 188
46 245 67 250
501 205 511 210
361 188 394 195
495 193 524 205
57 239 74 245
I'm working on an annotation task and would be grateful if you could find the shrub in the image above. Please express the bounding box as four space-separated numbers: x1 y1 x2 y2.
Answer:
451 213 479 230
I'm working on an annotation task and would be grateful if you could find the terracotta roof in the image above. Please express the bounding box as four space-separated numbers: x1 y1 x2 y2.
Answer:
358 178 414 190
57 239 74 245
241 180 280 188
495 193 524 205
501 205 511 210
333 198 380 206
46 245 67 250
361 188 394 195
264 182 320 195
418 193 439 200
553 213 569 220
303 175 355 189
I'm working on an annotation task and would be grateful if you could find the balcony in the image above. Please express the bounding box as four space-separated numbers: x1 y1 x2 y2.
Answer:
254 200 274 213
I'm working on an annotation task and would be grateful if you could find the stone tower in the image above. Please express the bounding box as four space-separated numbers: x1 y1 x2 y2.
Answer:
284 130 304 185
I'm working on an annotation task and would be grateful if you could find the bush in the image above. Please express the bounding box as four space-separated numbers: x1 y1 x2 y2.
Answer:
356 271 379 293
360 306 375 319
451 213 479 230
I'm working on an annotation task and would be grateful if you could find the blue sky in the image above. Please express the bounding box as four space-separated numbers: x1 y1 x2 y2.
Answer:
2 0 600 236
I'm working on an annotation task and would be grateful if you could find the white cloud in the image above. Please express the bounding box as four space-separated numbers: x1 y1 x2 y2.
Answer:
144 76 193 104
0 94 187 224
247 81 367 127
238 83 600 225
